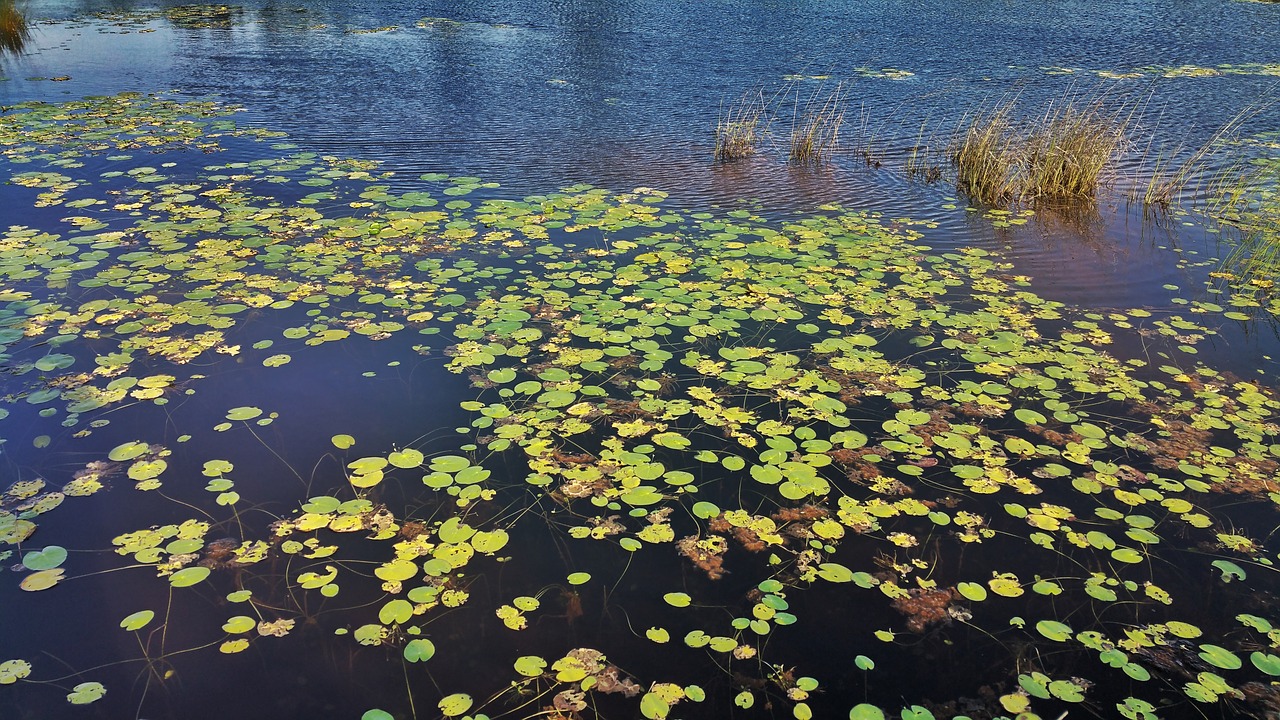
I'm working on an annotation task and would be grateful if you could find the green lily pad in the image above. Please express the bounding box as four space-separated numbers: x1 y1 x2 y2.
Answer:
1036 620 1073 641
849 704 885 720
438 693 472 717
121 610 155 631
403 638 435 662
169 566 211 588
663 592 692 607
22 546 67 571
1198 644 1242 670
514 655 547 677
66 681 106 704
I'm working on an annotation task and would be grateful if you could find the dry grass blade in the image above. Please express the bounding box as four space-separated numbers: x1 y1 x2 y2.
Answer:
714 90 768 162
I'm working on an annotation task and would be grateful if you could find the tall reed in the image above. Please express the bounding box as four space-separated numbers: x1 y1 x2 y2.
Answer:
788 83 846 163
1024 99 1129 199
952 91 1131 205
714 90 769 162
1140 105 1262 208
952 100 1023 204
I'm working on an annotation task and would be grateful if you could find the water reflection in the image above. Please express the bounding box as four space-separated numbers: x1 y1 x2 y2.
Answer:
0 0 30 57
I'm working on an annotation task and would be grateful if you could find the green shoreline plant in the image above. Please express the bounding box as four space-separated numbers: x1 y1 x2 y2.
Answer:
0 0 31 58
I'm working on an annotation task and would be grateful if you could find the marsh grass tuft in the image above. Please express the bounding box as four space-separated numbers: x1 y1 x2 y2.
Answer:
952 100 1024 204
714 90 768 162
1024 99 1129 199
952 92 1131 205
788 82 846 163
1209 153 1280 283
0 0 31 58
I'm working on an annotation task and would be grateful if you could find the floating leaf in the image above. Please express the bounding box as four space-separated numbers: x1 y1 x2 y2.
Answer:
66 681 106 705
640 692 670 719
225 406 262 421
1211 560 1246 582
1036 620 1073 642
438 693 473 717
20 569 65 591
956 582 987 602
849 704 885 720
121 610 155 631
169 566 211 588
0 659 32 684
403 638 435 662
1251 652 1280 676
817 563 854 583
514 655 547 677
663 592 692 607
1198 644 1242 670
22 546 67 571
646 627 670 643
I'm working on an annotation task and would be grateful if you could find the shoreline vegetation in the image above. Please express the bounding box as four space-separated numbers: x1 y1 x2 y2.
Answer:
715 81 1279 278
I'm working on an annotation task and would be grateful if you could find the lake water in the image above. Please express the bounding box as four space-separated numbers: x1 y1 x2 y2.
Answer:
2 2 1280 720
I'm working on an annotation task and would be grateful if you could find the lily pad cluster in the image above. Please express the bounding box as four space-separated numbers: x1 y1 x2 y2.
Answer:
1 93 1280 720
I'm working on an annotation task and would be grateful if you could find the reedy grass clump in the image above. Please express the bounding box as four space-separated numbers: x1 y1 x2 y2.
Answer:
952 101 1024 204
1024 99 1129 199
0 0 31 57
951 92 1131 205
1210 154 1280 282
714 90 768 162
788 82 846 163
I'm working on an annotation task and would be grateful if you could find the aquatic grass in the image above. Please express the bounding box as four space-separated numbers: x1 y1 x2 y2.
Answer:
952 99 1024 204
714 90 768 161
0 0 31 58
1023 98 1129 199
953 90 1134 205
1138 102 1263 208
905 119 943 182
1211 154 1280 283
788 82 846 163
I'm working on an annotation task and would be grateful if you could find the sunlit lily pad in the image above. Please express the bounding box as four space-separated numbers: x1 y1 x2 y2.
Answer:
403 638 435 662
66 681 106 704
168 566 211 588
20 568 65 591
438 693 472 717
120 610 155 631
0 659 32 685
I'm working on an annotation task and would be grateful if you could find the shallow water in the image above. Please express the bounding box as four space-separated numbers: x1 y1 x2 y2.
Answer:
2 3 1280 720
